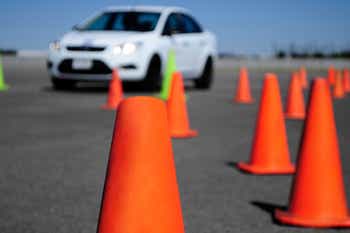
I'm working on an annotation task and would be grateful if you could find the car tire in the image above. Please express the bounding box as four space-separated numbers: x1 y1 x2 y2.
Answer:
194 57 213 89
51 78 76 90
141 55 161 91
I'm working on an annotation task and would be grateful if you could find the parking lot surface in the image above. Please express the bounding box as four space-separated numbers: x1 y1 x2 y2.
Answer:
1 56 350 233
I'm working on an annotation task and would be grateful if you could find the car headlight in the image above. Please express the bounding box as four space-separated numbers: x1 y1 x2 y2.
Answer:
123 43 137 55
49 41 61 51
112 42 142 56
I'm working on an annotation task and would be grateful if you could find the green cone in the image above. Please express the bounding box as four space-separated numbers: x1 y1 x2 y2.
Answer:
159 49 176 100
0 55 9 91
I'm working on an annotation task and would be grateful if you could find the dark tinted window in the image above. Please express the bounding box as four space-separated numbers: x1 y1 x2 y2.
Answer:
162 13 183 35
180 14 203 33
79 12 161 32
85 13 111 30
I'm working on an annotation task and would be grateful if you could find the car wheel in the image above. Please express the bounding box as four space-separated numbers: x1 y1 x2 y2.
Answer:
142 55 161 91
194 57 213 89
51 77 76 90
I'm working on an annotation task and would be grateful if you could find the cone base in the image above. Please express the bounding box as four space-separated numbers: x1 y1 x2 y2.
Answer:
237 162 295 175
275 209 350 228
285 113 305 120
171 129 198 139
234 98 254 104
101 104 119 110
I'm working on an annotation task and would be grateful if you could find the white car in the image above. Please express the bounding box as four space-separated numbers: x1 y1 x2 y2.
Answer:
47 6 217 90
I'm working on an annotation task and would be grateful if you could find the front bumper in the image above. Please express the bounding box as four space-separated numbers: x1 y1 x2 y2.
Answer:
48 49 149 82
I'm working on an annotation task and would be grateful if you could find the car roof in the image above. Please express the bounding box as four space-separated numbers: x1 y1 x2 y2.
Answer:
104 5 189 14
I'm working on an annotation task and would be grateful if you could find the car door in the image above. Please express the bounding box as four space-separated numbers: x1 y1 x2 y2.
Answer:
177 13 206 78
159 13 190 77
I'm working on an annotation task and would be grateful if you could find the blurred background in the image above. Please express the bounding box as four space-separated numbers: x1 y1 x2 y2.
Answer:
1 0 349 58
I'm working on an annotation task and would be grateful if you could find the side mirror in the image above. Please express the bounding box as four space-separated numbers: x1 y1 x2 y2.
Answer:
170 29 180 35
162 29 179 36
162 30 172 36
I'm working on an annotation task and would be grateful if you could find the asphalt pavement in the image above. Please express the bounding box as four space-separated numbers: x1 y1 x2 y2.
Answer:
1 56 350 233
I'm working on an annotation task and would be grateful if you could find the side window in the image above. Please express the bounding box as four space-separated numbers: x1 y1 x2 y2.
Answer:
138 14 160 31
162 13 183 35
180 14 203 34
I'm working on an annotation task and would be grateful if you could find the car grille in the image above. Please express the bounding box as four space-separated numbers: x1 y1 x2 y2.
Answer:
66 46 106 52
58 59 112 74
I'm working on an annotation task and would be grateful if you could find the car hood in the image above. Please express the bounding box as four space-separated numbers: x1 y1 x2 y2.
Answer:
60 31 153 47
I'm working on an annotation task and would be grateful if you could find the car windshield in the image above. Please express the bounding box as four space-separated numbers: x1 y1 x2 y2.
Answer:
78 11 161 32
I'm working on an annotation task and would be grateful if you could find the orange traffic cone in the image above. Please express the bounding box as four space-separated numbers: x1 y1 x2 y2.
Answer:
233 67 254 103
299 67 308 89
333 70 345 99
97 96 185 233
237 73 295 174
328 66 336 85
343 69 350 93
167 72 198 138
101 69 123 110
285 72 305 119
275 78 350 228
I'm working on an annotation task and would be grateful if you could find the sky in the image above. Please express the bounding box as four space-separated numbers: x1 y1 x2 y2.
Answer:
1 0 349 55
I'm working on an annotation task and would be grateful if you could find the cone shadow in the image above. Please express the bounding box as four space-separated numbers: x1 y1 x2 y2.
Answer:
225 161 238 169
251 201 286 226
252 201 350 229
226 161 294 176
225 161 259 175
